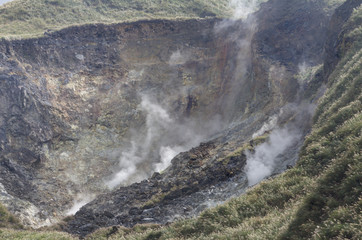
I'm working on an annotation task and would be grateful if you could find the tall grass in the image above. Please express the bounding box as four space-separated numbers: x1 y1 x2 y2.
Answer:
0 204 22 230
0 0 231 39
0 228 76 240
0 0 345 39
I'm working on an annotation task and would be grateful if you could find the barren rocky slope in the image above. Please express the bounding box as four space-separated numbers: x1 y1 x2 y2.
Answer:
84 1 361 239
0 0 359 239
62 0 331 236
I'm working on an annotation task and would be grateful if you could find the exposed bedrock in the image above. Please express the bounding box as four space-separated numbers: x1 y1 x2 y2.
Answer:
0 0 336 235
65 0 333 236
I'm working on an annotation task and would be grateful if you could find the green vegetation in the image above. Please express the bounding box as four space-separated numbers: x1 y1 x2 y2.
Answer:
0 203 75 239
0 0 345 39
0 0 231 39
0 204 22 229
220 133 269 166
322 0 347 13
0 229 76 240
84 4 362 239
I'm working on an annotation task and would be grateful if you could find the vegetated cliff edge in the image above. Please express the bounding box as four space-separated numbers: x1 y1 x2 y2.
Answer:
0 0 232 39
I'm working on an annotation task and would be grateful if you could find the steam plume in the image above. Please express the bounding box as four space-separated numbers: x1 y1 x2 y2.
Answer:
246 127 301 186
106 0 271 189
229 0 267 19
245 100 316 186
105 95 222 189
66 193 95 216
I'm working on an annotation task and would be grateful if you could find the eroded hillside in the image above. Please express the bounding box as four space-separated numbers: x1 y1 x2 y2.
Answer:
0 0 330 231
0 0 360 239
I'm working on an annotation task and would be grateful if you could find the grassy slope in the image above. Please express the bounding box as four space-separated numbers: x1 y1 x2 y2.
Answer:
86 4 362 240
323 0 349 13
0 229 75 240
0 0 342 39
0 0 231 38
0 204 22 230
0 203 75 240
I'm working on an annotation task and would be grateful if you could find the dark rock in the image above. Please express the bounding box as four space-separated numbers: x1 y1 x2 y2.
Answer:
128 207 142 216
323 0 362 79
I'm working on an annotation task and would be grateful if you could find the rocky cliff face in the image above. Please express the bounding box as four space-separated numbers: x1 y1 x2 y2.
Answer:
0 0 338 236
66 0 334 235
1 19 240 227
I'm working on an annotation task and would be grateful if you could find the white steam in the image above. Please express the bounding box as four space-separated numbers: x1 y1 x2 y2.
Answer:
155 146 185 172
105 0 281 190
245 100 316 187
105 95 221 189
245 95 316 186
229 0 267 19
246 127 301 186
105 141 140 189
168 50 191 66
66 193 95 216
105 96 172 189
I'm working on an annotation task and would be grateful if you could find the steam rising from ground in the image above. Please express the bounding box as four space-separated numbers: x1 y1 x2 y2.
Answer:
105 0 267 190
106 95 222 189
106 0 314 193
245 100 316 186
246 127 301 186
156 146 185 173
168 49 191 66
229 0 267 19
66 193 95 216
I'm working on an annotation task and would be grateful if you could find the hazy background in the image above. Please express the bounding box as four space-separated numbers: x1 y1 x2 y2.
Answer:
0 0 13 6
